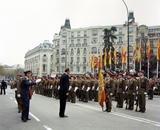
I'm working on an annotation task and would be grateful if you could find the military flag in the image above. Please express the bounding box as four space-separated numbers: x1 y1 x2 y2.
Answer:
114 48 117 65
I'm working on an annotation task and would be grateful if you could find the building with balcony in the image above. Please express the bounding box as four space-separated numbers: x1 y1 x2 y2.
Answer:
52 19 138 75
24 40 53 77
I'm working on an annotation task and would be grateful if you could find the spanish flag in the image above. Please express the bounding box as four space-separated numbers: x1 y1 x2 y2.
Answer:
90 55 94 69
123 45 127 64
108 49 111 65
138 40 142 63
156 38 160 61
147 38 150 61
98 53 102 70
114 48 117 65
96 54 99 68
98 64 106 108
132 42 136 63
121 45 126 64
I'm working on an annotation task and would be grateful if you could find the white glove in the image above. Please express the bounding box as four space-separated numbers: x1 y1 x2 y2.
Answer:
136 91 138 94
153 87 156 90
36 79 41 83
122 92 125 94
144 92 147 95
125 86 128 90
17 94 21 98
110 93 113 96
133 93 135 95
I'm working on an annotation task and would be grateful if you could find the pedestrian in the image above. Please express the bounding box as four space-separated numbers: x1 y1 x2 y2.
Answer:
1 80 7 95
59 68 70 118
20 70 41 122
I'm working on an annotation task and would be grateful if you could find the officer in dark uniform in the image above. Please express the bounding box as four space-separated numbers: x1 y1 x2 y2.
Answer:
21 70 41 122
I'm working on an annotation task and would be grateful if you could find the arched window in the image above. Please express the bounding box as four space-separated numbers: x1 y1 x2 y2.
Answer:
71 48 74 54
77 48 80 54
83 48 87 54
61 48 66 55
91 47 97 54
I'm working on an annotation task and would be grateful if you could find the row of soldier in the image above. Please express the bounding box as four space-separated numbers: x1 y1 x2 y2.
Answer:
10 70 160 113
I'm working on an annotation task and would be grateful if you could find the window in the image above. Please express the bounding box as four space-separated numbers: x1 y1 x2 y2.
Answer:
92 30 98 36
129 36 133 42
71 57 74 62
71 32 74 37
61 57 65 63
77 57 80 62
77 67 80 72
92 38 98 44
71 40 74 45
61 48 66 55
84 39 87 44
157 28 160 31
62 40 66 45
91 47 97 54
129 27 133 33
77 48 80 54
150 41 154 47
56 49 59 55
71 67 73 72
84 31 87 36
150 50 153 54
83 67 86 72
42 64 46 72
77 39 80 44
83 57 86 63
119 37 122 43
119 28 122 34
77 31 80 37
62 66 65 72
71 48 74 54
56 58 59 63
57 67 59 72
57 41 60 46
83 48 87 54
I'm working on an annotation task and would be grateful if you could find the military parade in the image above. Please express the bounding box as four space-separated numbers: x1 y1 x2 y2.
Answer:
1 0 160 130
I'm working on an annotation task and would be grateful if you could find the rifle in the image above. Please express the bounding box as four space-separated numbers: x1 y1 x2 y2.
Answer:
135 94 138 111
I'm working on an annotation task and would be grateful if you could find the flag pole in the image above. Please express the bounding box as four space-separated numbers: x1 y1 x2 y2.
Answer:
140 61 141 71
147 60 149 78
157 61 159 78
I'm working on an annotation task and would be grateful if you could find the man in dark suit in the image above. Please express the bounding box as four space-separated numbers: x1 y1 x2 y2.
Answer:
20 70 41 122
59 68 70 118
1 80 7 95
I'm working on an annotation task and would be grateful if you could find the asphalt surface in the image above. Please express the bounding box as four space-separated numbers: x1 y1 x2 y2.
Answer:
0 87 160 130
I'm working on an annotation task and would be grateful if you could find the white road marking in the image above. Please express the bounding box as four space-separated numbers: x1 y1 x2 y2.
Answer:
29 112 40 121
10 97 13 99
75 103 160 127
43 125 53 130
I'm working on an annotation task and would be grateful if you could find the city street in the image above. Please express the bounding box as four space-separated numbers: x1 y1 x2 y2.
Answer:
0 87 160 130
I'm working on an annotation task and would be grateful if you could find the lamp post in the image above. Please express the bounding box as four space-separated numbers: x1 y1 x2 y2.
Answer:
122 0 130 72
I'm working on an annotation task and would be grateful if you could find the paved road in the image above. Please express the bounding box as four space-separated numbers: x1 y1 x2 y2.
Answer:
0 88 160 130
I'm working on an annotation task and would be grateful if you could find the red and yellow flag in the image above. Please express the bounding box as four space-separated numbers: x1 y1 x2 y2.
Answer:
90 54 94 69
147 38 150 61
108 49 111 65
96 54 99 68
98 53 102 70
114 48 116 65
156 38 160 61
98 61 106 108
132 42 136 63
104 49 107 67
121 45 126 64
138 40 142 63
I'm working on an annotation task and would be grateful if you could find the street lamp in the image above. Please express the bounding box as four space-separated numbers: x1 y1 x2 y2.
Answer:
122 0 130 72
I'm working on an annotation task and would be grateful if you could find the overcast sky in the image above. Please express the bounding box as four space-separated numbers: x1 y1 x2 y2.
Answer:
0 0 160 66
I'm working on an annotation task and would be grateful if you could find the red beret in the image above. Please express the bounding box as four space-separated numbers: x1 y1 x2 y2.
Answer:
107 72 113 76
139 70 145 74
